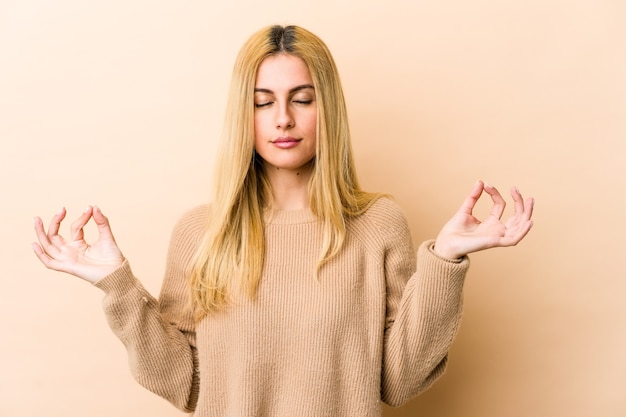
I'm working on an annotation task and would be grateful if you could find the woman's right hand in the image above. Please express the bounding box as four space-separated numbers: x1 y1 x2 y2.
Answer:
32 206 125 283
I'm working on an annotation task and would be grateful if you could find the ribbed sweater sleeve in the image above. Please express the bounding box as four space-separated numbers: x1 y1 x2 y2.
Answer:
377 203 468 406
92 206 206 413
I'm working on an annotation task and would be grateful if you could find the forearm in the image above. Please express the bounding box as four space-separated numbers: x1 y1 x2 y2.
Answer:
94 261 199 412
382 240 468 406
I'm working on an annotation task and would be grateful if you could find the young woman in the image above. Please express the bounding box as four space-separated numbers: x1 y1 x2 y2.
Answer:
32 25 534 416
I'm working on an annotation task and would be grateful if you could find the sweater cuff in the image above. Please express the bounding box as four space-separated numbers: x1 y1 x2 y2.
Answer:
423 239 467 264
418 239 470 280
92 260 137 295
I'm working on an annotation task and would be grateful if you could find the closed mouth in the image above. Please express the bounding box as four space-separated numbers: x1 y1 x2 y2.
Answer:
272 137 301 143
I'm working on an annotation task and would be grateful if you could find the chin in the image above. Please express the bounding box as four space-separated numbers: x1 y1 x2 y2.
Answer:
264 158 315 172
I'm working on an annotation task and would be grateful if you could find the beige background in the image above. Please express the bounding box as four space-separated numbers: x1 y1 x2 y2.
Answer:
1 0 625 416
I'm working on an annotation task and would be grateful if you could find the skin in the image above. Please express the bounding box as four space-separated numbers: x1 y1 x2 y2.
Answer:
253 54 318 210
33 206 124 283
434 181 534 259
32 57 535 280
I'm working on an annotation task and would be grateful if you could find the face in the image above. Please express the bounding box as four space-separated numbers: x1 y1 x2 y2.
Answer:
253 54 317 174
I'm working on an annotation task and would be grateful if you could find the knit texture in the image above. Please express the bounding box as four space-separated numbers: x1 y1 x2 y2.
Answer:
94 197 469 416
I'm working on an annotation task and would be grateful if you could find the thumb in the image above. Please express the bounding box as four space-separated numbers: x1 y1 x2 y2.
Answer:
92 206 117 242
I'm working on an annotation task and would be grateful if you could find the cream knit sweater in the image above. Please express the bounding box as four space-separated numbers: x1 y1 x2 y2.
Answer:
94 197 469 416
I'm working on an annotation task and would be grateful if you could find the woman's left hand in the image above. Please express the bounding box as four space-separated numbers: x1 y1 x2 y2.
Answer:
433 180 534 259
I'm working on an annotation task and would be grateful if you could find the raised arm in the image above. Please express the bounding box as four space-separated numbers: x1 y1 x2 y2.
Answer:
32 205 201 411
381 183 534 405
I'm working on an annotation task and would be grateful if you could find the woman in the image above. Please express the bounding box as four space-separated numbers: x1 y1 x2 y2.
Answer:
32 25 534 416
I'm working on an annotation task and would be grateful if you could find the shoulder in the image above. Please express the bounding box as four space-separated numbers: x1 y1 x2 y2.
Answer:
361 197 409 227
170 204 210 246
348 197 413 248
176 204 209 226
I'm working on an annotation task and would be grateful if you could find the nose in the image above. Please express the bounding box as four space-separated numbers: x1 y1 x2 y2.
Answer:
275 102 294 129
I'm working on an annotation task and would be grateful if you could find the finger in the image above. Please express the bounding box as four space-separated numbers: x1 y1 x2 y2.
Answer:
46 207 67 238
33 216 50 244
32 241 55 269
457 180 485 215
92 206 116 242
506 218 534 246
34 216 61 257
69 206 94 241
483 183 506 219
524 197 535 221
511 186 525 216
31 241 70 273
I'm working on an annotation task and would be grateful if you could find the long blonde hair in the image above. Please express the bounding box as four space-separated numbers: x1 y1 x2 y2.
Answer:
189 25 383 317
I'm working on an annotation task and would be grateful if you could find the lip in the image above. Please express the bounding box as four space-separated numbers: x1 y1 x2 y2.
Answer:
271 136 302 149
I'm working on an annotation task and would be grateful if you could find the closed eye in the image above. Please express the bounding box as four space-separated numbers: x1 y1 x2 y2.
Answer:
254 101 273 108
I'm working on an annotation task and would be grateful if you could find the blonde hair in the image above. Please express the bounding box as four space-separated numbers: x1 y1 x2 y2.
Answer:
189 25 383 317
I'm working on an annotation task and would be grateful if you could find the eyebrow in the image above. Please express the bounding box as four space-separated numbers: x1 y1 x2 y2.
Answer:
254 84 315 94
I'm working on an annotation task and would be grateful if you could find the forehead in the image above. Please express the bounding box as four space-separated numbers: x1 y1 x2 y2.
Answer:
255 54 313 90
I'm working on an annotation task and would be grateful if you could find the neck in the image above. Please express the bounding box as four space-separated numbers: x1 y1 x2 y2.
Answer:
265 162 313 210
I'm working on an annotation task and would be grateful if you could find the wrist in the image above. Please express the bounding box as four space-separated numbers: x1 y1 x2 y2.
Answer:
432 241 463 260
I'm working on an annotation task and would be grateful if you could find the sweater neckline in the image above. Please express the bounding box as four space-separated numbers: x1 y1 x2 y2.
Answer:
264 207 319 225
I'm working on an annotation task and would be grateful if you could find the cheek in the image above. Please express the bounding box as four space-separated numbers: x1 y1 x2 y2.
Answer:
305 112 317 135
